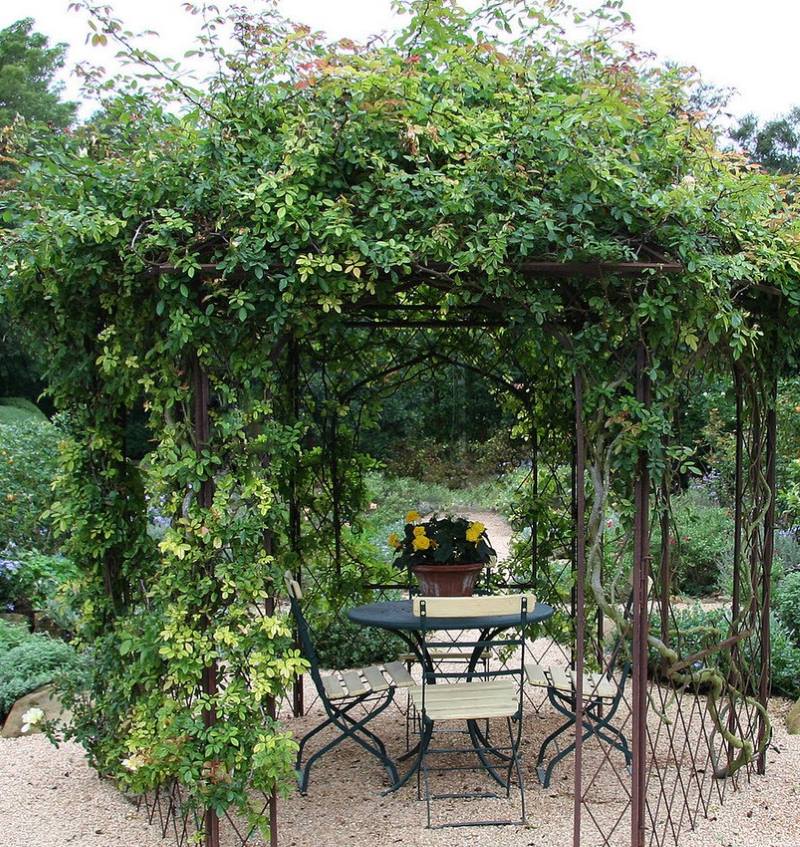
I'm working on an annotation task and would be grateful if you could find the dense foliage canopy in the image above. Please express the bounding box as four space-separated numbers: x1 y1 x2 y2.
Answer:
2 0 799 831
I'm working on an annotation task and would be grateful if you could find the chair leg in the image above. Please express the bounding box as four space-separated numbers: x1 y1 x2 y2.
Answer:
508 716 526 824
421 722 433 828
468 719 509 788
536 718 573 770
387 718 433 795
298 693 398 792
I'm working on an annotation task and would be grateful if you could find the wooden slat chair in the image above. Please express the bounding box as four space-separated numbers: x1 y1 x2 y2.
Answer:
525 660 631 787
284 573 413 792
525 584 642 787
410 594 533 828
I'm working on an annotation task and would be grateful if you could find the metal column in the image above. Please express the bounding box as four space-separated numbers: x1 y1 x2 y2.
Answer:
193 356 220 847
631 345 651 847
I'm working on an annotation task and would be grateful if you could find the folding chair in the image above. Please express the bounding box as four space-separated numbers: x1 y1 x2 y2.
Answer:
410 594 531 828
525 585 639 787
526 660 632 787
399 572 493 748
285 573 414 792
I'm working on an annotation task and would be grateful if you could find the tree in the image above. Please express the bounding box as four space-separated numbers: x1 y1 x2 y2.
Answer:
731 107 800 174
0 19 77 404
0 18 77 128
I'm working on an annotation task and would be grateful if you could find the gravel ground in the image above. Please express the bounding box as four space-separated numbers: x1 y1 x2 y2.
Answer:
3 688 796 847
0 733 166 847
2 511 798 846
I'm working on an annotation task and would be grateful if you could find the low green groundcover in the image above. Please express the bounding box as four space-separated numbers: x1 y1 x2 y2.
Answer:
0 619 86 718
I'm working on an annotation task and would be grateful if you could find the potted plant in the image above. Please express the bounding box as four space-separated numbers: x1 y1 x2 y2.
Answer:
388 511 496 597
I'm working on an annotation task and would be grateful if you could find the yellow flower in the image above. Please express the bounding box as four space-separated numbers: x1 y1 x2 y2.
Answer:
405 510 421 523
412 535 431 551
413 526 426 537
466 521 485 543
388 532 402 549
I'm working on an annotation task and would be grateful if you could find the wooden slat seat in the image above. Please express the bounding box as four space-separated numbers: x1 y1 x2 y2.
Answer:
572 670 618 700
320 661 415 700
525 662 619 701
383 661 415 688
409 680 518 720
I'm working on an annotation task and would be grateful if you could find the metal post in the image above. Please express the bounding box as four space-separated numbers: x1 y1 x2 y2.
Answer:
659 481 670 647
572 371 586 847
531 424 539 584
265 586 279 847
570 416 578 669
729 365 744 769
732 365 743 626
631 345 651 847
193 356 220 847
288 333 304 718
758 377 777 775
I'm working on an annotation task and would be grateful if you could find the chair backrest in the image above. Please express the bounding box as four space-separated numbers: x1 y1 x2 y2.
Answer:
416 595 530 705
283 570 327 697
412 593 536 619
285 571 303 601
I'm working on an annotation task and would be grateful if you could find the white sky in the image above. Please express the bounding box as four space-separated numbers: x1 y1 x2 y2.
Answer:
1 0 797 123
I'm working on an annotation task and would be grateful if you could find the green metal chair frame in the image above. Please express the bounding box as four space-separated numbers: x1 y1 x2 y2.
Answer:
285 574 403 793
414 595 529 828
529 588 636 787
532 661 632 787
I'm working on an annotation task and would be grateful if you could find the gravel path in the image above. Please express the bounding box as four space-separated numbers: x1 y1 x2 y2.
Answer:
0 734 167 847
2 510 799 846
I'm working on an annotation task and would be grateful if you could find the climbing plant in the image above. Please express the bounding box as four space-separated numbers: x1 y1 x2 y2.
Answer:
2 0 800 836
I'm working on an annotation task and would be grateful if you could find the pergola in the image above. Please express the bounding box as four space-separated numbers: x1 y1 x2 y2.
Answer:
132 251 780 847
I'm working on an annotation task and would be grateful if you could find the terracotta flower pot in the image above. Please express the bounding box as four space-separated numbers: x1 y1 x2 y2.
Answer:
411 562 484 597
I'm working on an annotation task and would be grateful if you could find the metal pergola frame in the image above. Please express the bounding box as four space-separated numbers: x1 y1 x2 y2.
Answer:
142 252 778 847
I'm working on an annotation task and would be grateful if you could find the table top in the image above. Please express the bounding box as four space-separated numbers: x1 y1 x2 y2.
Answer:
347 598 555 632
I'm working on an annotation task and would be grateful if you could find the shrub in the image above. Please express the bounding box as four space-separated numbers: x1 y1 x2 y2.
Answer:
655 490 734 596
0 416 62 552
0 628 87 717
774 570 800 642
774 529 800 574
657 604 800 700
312 616 403 670
0 551 80 624
0 397 48 420
770 617 800 700
0 617 30 650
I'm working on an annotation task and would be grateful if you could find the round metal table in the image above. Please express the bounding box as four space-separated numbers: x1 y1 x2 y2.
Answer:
347 597 555 791
349 598 554 636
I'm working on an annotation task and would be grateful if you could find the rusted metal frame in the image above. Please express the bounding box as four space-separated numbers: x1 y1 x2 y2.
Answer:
264 584 279 847
329 413 343 577
192 355 220 847
287 332 305 719
758 376 777 774
343 318 508 328
531 424 539 585
670 629 755 674
747 392 764 623
658 411 672 652
570 406 579 670
519 260 683 276
145 259 683 279
727 363 745 770
631 343 651 847
572 370 587 847
658 486 670 643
